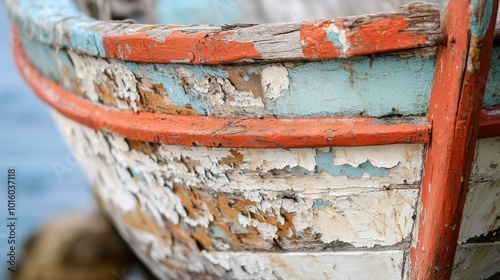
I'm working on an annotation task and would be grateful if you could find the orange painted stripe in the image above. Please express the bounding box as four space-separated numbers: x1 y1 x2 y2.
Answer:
410 0 499 279
103 31 261 64
12 27 429 149
479 105 500 138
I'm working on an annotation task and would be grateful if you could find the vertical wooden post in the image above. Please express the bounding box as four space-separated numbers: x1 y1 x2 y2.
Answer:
410 0 499 279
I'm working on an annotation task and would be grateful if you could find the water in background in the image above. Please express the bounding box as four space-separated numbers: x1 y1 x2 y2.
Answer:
0 2 95 278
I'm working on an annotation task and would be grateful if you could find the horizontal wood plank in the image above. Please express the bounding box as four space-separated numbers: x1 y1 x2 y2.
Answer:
6 0 442 64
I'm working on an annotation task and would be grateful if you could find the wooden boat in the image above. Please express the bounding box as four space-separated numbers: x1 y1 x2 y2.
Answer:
6 0 500 279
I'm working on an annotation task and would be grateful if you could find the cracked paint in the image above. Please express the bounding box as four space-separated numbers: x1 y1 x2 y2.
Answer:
50 110 423 278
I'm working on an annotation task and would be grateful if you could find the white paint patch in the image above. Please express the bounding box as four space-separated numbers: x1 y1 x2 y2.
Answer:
68 51 140 111
471 136 500 181
333 144 423 169
203 250 404 280
458 180 500 243
261 65 289 100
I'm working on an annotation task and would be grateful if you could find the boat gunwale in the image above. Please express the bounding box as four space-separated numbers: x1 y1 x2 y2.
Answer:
12 25 433 148
6 0 444 64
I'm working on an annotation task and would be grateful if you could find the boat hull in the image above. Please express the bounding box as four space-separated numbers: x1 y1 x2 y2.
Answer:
7 0 500 278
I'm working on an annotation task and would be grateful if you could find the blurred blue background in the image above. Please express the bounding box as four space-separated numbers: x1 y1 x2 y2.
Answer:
0 2 96 278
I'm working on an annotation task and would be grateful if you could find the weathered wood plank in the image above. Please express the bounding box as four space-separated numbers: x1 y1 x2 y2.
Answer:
6 0 442 64
13 28 431 149
18 32 436 118
410 0 499 279
50 108 421 279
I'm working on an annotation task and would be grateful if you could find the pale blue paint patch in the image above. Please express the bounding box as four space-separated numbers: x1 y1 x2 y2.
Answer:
128 168 148 186
122 61 236 115
484 43 500 108
19 32 77 92
312 199 333 209
315 148 389 178
70 20 106 56
232 226 249 234
211 225 231 242
297 230 303 237
266 55 435 117
470 0 494 38
326 29 343 49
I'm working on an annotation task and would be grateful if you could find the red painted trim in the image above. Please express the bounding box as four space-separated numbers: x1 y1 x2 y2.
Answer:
105 15 431 63
103 31 261 64
342 17 429 57
479 105 500 138
12 26 429 149
410 0 499 279
300 20 342 59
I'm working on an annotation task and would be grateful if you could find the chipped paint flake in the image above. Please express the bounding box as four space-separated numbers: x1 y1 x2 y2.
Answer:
202 251 405 280
261 65 289 101
50 110 424 278
68 51 140 111
325 22 349 53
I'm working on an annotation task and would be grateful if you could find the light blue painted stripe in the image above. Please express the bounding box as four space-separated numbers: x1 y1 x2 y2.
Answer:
19 31 77 92
267 55 435 117
20 37 436 117
315 148 389 178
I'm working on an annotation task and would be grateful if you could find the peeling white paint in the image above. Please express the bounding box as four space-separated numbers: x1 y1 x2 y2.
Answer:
171 66 266 116
325 23 349 53
471 136 500 181
202 250 405 280
261 64 289 100
68 51 140 111
50 110 422 279
458 180 500 243
333 144 422 169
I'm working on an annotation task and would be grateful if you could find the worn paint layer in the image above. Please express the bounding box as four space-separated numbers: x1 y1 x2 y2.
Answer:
13 33 431 149
48 109 423 278
457 137 500 244
6 0 442 64
19 33 435 118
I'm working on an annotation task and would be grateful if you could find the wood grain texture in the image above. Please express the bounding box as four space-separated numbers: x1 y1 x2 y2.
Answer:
6 0 442 64
410 0 499 279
